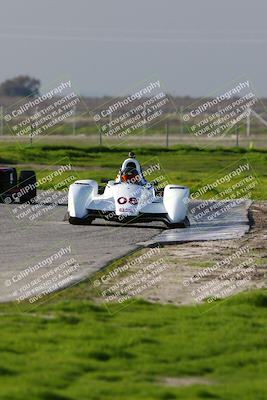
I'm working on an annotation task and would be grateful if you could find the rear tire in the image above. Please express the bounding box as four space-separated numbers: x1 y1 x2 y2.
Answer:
19 170 37 203
0 168 17 203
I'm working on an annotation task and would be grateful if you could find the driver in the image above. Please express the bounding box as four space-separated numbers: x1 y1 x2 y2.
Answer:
115 153 147 185
121 163 140 184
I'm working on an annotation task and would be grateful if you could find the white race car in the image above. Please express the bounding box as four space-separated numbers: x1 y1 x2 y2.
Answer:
67 153 190 228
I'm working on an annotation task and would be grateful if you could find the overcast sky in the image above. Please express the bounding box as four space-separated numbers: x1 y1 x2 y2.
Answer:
1 0 267 97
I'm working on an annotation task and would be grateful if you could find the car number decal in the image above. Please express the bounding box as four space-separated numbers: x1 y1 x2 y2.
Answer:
117 197 138 205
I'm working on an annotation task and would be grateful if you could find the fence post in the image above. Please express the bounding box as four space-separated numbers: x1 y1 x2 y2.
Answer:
235 125 239 147
99 128 102 146
180 106 184 135
246 109 251 137
0 106 3 135
166 121 169 147
72 105 76 135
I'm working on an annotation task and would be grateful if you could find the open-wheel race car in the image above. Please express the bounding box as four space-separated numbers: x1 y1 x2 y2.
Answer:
67 153 190 228
0 167 37 204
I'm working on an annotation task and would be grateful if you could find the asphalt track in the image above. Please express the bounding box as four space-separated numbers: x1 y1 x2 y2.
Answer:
0 199 251 303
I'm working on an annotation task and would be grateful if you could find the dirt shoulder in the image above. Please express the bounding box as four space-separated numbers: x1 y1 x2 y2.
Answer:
93 202 267 307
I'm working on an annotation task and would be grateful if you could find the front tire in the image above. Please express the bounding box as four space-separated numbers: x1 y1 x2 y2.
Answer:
69 216 94 225
166 216 190 229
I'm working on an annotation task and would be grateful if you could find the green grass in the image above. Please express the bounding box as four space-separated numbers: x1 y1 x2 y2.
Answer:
1 142 267 398
0 290 267 400
1 143 266 199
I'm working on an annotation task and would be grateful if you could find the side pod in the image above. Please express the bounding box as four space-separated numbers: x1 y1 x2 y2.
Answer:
68 180 98 218
163 185 189 223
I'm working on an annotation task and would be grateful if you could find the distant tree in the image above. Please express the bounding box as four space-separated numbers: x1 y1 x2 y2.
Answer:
0 76 40 97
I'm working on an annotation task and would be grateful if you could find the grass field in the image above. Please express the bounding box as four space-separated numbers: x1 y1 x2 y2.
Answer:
0 290 267 400
0 142 266 199
1 142 267 399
